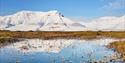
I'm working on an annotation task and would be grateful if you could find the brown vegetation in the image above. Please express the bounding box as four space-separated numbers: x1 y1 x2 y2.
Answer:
0 37 20 47
0 30 125 40
108 41 125 60
0 30 125 47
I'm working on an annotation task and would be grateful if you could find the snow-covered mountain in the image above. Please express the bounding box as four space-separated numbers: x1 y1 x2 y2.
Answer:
86 15 125 31
0 10 87 31
0 10 125 31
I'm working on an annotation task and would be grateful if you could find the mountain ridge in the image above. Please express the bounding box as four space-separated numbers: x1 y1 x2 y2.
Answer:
0 10 125 31
0 10 87 31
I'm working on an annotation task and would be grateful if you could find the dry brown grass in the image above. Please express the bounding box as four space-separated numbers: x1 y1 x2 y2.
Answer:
0 37 20 47
0 30 125 47
0 30 125 40
108 41 125 60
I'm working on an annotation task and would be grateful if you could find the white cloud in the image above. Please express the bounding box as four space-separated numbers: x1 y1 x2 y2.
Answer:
102 0 125 10
100 0 125 16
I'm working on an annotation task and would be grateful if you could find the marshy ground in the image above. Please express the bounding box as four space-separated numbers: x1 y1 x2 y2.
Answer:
0 30 125 47
108 41 125 61
0 30 125 39
0 30 125 63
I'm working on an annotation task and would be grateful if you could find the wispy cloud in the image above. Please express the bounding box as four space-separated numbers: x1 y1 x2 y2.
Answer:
101 0 125 15
102 0 124 10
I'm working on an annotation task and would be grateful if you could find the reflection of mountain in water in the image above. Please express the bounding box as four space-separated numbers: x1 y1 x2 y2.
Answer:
7 39 75 53
0 38 125 63
4 38 119 53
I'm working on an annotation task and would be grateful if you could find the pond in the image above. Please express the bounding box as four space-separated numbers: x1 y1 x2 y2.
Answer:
0 38 123 63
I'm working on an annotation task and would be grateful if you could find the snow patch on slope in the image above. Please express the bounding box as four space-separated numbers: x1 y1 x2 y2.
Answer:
0 10 86 31
0 10 125 31
86 15 125 31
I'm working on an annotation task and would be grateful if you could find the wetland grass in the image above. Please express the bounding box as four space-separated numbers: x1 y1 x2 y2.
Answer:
108 41 125 61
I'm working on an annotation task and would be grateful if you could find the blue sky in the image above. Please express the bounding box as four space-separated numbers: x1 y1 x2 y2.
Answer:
0 0 125 19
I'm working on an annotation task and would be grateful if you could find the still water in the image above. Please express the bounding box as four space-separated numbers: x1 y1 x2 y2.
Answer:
0 38 119 63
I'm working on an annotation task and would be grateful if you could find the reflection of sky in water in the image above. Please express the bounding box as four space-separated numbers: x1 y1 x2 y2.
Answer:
0 39 116 63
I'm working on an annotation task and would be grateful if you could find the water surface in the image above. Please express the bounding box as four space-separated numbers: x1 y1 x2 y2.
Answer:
0 38 119 63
